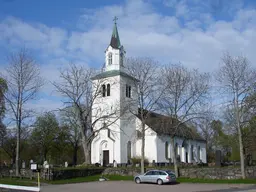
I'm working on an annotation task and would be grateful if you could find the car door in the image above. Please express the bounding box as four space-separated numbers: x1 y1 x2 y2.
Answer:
142 171 153 183
150 171 159 183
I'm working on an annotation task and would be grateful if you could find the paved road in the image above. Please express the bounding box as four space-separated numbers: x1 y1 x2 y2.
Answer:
40 181 256 192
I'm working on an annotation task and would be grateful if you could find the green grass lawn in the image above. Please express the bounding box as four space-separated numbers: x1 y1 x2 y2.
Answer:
0 177 38 186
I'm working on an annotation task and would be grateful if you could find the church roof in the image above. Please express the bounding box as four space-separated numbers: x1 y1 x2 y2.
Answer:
136 108 205 142
110 20 121 49
91 70 139 81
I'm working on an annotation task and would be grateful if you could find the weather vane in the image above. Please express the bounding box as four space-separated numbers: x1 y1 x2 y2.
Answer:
113 16 118 24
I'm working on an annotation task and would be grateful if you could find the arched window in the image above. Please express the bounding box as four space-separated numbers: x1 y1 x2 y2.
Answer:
102 84 106 97
197 146 201 161
191 145 194 161
107 84 110 96
127 141 131 160
165 142 169 159
175 143 178 156
136 130 142 139
126 84 131 98
108 53 112 65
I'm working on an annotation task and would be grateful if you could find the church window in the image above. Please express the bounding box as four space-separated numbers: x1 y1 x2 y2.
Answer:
165 141 169 159
197 146 201 160
127 141 131 160
107 84 110 96
136 130 142 139
108 129 110 138
102 84 106 97
108 52 112 65
126 84 131 98
175 143 178 156
191 145 194 160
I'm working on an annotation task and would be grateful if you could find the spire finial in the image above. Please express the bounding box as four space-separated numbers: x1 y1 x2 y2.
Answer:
113 16 118 25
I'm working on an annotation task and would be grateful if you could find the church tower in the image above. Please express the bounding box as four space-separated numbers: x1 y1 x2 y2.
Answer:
91 17 138 166
104 16 126 72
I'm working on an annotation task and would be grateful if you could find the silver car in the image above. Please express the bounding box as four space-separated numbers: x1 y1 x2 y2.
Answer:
134 170 176 185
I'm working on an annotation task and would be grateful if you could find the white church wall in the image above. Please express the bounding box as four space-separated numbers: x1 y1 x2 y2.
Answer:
154 135 207 164
118 75 138 163
156 135 172 163
135 135 157 163
91 75 122 122
91 123 122 165
135 117 158 163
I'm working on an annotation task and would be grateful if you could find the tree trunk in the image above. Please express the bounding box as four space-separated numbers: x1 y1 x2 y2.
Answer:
235 92 246 179
81 135 90 164
73 145 78 166
15 127 20 176
141 121 145 174
171 137 179 177
238 127 246 178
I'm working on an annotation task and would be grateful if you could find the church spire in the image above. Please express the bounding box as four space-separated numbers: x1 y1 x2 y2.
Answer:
110 16 121 49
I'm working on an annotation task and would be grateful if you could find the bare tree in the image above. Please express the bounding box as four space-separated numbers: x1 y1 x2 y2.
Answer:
159 63 210 176
1 48 44 176
0 77 8 143
125 57 164 174
196 115 215 151
53 64 125 164
59 106 81 166
216 52 256 178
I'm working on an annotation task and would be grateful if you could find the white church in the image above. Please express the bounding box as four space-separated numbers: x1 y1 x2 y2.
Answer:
91 20 207 166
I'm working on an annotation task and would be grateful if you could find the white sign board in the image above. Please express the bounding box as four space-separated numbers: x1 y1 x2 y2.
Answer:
31 164 37 170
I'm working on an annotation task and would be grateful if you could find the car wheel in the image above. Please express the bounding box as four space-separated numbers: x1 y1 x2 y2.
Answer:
135 177 141 184
157 179 163 185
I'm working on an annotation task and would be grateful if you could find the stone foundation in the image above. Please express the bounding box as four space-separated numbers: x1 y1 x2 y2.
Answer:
102 167 256 179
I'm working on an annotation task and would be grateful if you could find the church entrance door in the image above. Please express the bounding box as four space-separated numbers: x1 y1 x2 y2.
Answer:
103 150 109 167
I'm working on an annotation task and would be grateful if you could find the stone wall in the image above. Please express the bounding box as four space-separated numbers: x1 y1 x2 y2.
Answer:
102 167 256 179
179 167 256 179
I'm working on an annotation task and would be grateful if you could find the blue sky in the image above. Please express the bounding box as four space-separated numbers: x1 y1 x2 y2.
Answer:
0 0 256 114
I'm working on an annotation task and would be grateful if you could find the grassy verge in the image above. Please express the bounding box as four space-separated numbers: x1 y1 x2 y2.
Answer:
45 175 133 184
0 177 38 186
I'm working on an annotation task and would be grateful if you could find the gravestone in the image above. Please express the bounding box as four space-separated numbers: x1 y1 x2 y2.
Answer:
43 161 48 168
215 150 222 166
22 161 26 169
113 160 117 167
65 162 68 168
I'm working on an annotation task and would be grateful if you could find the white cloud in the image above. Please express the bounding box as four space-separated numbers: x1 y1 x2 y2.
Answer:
0 0 256 112
0 16 68 57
